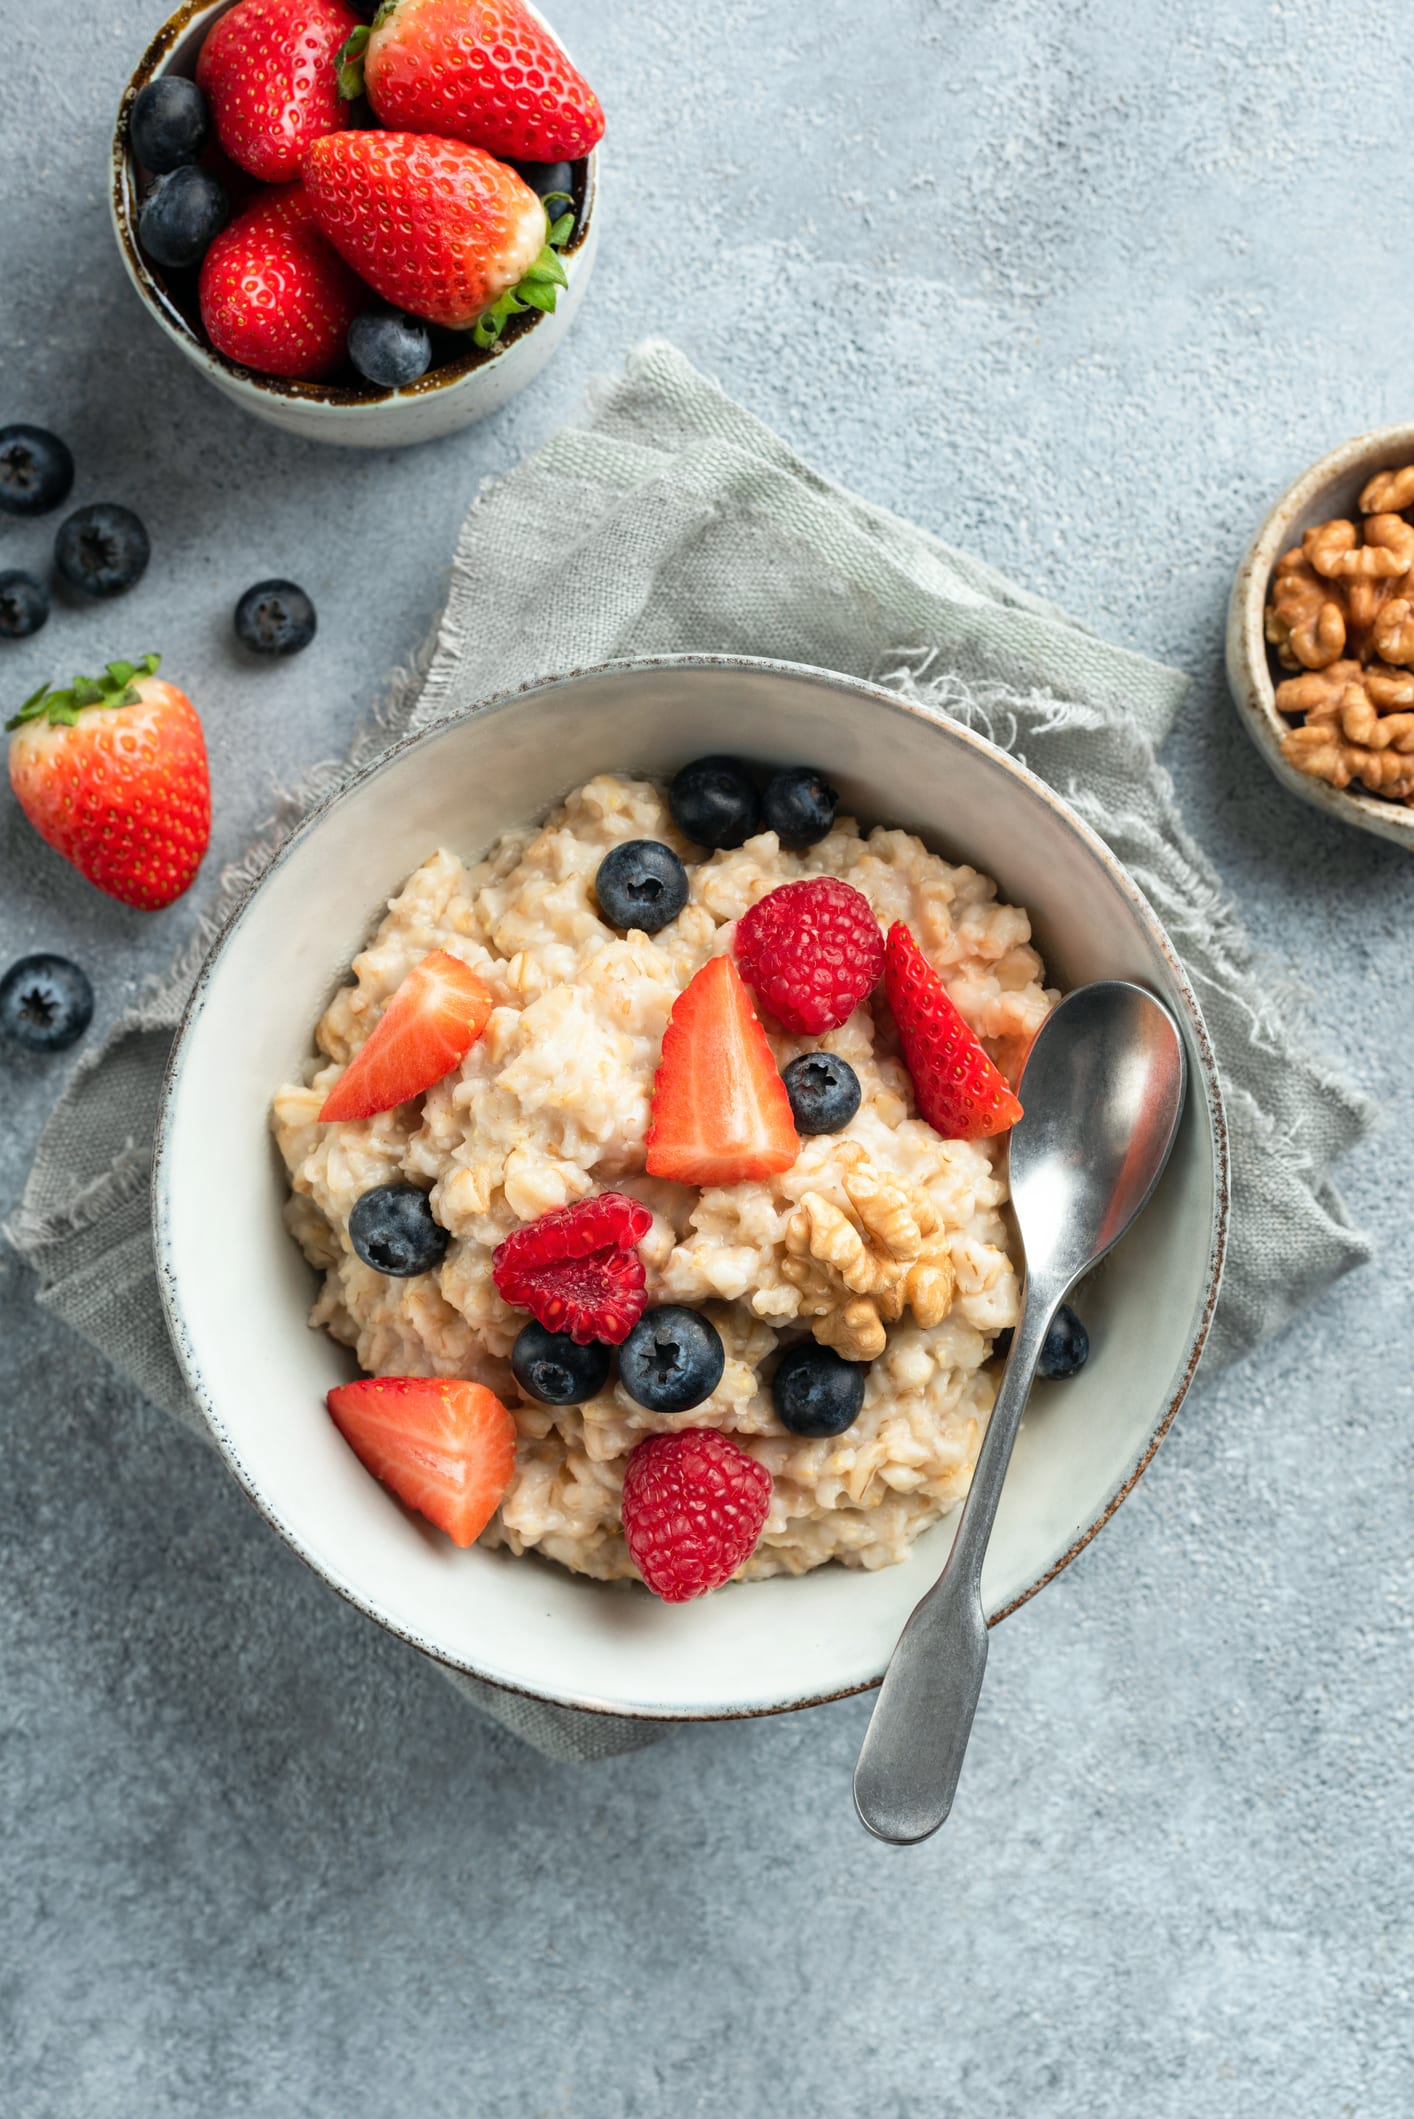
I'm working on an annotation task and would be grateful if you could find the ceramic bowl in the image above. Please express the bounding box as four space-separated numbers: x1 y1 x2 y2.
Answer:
1226 423 1414 851
110 0 600 448
153 657 1228 1721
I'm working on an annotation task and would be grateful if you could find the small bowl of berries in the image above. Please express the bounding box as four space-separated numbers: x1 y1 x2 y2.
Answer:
110 0 603 447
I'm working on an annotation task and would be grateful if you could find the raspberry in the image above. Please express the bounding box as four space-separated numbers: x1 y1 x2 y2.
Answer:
492 1193 652 1346
620 1429 773 1602
735 877 885 1036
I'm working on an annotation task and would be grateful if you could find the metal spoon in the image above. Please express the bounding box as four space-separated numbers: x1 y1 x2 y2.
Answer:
853 980 1187 1845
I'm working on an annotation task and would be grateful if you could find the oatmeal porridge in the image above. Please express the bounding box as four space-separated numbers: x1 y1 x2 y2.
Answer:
273 768 1058 1590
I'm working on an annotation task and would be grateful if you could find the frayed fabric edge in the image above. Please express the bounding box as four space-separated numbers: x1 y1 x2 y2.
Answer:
5 1136 154 1259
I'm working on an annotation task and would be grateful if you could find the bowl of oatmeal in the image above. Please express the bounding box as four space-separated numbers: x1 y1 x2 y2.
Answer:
154 657 1226 1720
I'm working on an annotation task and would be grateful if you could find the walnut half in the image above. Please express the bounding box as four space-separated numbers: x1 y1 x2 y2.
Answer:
1282 721 1414 800
1360 464 1414 515
782 1159 956 1360
1265 549 1347 671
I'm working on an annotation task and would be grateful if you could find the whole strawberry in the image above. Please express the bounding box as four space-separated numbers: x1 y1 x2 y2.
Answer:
197 0 359 182
621 1429 773 1603
7 657 210 911
338 0 604 163
200 184 364 379
304 130 563 341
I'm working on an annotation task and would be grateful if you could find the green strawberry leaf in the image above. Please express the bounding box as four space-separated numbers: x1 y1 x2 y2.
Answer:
472 288 527 350
335 24 371 101
522 247 568 290
541 194 575 245
5 653 162 732
470 237 573 347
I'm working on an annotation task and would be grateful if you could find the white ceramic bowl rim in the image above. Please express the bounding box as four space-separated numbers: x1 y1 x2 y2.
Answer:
110 0 599 413
1226 421 1414 849
153 654 1229 1720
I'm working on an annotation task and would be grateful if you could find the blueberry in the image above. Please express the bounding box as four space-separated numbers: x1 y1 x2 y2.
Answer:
234 579 317 656
0 571 48 640
771 1340 867 1436
992 1303 1090 1379
54 504 150 600
595 840 689 933
781 1052 861 1135
1038 1303 1090 1380
668 755 761 850
0 425 74 517
619 1306 724 1413
0 954 94 1053
511 159 575 213
512 1320 611 1405
138 164 229 270
348 309 433 390
129 76 211 173
348 1183 449 1277
761 765 839 848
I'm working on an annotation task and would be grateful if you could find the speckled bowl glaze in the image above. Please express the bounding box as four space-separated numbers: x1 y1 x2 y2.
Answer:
110 0 600 448
1227 424 1414 851
153 657 1227 1722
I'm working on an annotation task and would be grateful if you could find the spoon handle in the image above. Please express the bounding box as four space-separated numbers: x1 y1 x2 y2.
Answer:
853 1290 1059 1844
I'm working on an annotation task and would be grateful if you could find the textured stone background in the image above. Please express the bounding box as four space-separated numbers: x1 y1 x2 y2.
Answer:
3 2 1412 2114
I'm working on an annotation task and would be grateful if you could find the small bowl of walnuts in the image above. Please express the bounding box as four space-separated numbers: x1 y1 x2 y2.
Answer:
1227 423 1414 851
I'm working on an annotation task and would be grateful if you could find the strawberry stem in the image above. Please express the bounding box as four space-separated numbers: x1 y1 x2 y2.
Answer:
335 23 371 101
471 207 575 350
542 192 575 236
6 653 160 731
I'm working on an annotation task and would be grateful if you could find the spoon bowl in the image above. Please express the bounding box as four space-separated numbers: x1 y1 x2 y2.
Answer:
1011 982 1187 1286
854 981 1188 1844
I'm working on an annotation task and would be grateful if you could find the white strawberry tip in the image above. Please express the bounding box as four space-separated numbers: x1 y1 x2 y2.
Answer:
471 201 575 351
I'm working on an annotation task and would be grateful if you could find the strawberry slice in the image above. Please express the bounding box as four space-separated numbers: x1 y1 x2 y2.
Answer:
318 951 494 1122
884 922 1024 1139
645 956 799 1187
492 1193 651 1346
327 1377 516 1547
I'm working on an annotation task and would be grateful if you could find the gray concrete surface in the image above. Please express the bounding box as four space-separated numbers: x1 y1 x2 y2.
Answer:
3 1 1412 2113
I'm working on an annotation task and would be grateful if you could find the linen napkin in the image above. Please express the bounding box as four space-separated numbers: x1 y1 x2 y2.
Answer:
8 341 1376 1762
